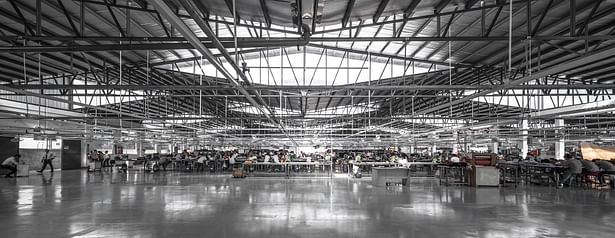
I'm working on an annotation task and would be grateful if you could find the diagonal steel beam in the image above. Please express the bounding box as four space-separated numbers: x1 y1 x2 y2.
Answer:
259 0 271 28
373 0 390 23
465 0 480 10
223 0 240 24
342 0 355 27
415 44 615 116
151 0 298 146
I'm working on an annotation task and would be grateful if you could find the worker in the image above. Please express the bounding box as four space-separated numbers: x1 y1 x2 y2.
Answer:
229 152 237 166
272 153 280 163
450 153 460 163
354 153 361 162
159 156 170 171
398 156 409 168
38 149 56 173
102 151 111 167
325 153 331 161
97 150 104 162
1 154 21 178
196 155 207 171
263 153 269 163
559 157 583 187
390 154 397 163
580 158 600 182
207 152 215 166
595 160 615 188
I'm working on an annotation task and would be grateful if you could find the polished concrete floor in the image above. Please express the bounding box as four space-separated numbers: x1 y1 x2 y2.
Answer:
1 170 614 238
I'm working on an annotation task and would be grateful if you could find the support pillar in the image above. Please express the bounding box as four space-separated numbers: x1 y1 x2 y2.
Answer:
452 131 459 153
431 143 437 156
492 141 499 154
521 119 528 159
555 119 565 160
136 141 144 157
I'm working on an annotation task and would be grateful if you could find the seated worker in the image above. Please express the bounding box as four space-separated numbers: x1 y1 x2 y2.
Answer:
1 154 21 178
559 157 583 187
398 156 409 167
595 159 615 188
272 153 280 164
450 154 460 163
159 156 170 171
196 156 207 171
354 153 362 163
580 158 600 182
207 153 215 166
264 153 271 163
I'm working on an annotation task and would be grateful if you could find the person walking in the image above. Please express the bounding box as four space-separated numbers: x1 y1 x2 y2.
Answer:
38 149 56 173
1 154 21 178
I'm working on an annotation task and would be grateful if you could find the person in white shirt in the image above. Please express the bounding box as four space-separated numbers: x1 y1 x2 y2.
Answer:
38 149 56 173
264 153 271 163
103 151 111 167
398 157 409 168
272 153 280 163
196 156 207 171
450 155 460 163
2 154 21 178
229 152 237 165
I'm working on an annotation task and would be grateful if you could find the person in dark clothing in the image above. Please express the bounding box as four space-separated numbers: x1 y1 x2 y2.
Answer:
159 156 170 171
580 159 600 183
1 154 21 178
559 158 583 187
37 149 55 173
595 160 615 188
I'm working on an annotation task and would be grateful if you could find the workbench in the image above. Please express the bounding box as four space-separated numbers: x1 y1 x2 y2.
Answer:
372 167 410 187
438 163 470 186
241 162 332 177
348 162 398 177
404 162 438 177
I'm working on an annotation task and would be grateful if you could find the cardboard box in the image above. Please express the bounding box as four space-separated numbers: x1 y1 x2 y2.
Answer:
16 164 29 177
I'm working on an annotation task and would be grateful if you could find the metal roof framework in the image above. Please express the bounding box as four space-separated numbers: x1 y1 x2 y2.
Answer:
1 0 615 148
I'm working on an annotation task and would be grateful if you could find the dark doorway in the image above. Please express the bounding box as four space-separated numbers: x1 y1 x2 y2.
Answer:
62 140 82 170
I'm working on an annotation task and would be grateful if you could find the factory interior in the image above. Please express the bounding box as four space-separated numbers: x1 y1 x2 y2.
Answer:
1 0 615 237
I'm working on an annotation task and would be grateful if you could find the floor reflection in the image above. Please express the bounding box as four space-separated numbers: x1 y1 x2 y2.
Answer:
0 170 613 237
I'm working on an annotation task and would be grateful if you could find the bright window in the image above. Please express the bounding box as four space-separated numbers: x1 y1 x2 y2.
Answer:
19 138 62 150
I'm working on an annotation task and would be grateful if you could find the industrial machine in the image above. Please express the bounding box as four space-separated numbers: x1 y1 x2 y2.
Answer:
469 153 497 166
468 153 499 187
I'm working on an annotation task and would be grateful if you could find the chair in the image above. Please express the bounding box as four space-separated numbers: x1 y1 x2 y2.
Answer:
580 171 601 189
